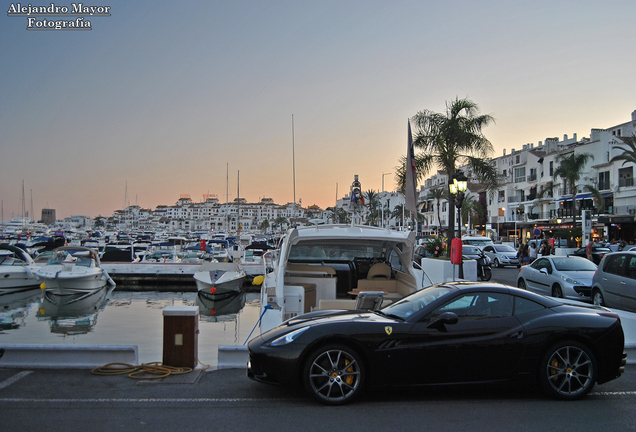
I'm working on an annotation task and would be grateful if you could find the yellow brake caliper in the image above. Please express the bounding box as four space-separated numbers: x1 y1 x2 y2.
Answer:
344 359 354 385
550 359 559 382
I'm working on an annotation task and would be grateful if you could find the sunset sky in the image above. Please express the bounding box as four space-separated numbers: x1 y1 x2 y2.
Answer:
1 1 635 220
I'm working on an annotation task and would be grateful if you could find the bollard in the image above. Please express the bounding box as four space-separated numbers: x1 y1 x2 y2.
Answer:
162 306 199 369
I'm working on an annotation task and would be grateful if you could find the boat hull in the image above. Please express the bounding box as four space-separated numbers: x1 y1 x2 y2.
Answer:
194 262 246 295
37 269 109 294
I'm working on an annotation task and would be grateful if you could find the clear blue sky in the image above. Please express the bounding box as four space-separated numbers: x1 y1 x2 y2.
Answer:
1 0 634 220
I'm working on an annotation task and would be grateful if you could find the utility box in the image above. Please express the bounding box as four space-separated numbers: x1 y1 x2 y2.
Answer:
162 306 199 369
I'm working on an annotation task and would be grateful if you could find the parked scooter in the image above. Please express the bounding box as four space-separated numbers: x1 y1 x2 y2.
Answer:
476 251 492 281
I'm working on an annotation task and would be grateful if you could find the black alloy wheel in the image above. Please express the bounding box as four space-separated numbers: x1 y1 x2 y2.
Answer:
303 344 364 405
552 284 564 298
539 340 597 400
517 279 526 289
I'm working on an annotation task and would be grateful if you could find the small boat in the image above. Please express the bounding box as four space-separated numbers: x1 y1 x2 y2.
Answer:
0 244 41 292
194 261 246 295
36 246 116 295
240 242 274 277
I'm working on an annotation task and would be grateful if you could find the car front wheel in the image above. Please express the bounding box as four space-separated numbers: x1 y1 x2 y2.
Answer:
592 289 605 307
493 258 500 268
552 284 564 298
518 279 527 289
539 340 597 400
303 344 365 405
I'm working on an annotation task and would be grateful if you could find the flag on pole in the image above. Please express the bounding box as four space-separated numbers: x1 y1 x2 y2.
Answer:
405 119 418 214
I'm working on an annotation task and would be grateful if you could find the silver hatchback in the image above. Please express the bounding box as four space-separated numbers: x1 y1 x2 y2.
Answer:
591 251 636 313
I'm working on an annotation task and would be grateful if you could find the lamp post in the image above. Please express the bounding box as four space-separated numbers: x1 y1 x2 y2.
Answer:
381 172 391 228
449 171 468 278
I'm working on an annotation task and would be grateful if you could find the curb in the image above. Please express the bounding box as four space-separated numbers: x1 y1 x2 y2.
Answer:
0 344 138 369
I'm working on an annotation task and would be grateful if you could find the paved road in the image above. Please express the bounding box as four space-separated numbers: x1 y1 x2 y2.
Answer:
1 366 635 432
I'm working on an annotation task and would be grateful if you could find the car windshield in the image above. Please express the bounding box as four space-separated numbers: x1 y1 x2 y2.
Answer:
552 257 598 271
494 245 516 252
382 285 455 319
463 246 481 255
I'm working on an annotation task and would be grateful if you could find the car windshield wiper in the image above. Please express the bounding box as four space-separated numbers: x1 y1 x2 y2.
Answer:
375 310 404 321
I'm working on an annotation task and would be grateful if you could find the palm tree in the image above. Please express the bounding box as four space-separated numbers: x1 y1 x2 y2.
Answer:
396 97 499 240
610 133 636 166
364 189 380 226
391 204 405 228
553 151 593 243
426 187 447 234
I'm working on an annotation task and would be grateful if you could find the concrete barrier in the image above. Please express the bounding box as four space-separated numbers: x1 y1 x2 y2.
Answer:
217 345 248 369
0 344 138 369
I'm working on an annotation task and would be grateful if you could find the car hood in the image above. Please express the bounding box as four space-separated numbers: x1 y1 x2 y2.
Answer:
285 309 396 327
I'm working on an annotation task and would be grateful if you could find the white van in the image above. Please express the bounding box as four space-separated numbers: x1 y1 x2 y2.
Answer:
461 235 494 247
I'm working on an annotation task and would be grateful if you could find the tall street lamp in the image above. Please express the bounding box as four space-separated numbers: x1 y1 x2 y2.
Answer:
449 171 468 278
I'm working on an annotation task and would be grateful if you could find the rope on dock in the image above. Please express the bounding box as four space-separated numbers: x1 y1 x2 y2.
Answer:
91 362 194 379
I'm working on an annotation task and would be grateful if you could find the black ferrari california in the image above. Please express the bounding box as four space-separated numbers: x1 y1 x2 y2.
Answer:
247 282 627 405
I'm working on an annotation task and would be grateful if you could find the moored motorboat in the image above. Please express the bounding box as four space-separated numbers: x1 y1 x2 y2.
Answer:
36 246 116 295
194 261 246 296
240 242 274 278
0 244 41 292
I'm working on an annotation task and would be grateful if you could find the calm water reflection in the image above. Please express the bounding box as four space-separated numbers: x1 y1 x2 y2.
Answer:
0 286 261 367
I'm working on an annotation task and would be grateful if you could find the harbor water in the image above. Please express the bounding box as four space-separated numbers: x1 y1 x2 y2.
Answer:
0 286 261 368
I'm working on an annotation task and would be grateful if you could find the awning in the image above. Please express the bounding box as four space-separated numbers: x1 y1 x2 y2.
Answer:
552 192 612 203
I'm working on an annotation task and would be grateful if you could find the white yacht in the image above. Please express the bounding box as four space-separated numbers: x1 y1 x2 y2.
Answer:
257 224 430 333
0 244 41 292
36 246 116 294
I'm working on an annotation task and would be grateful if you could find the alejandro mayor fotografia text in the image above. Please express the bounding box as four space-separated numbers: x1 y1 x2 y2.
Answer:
7 3 111 30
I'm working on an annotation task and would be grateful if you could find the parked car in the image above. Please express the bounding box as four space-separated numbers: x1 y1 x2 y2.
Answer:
248 282 626 405
482 244 521 268
568 245 612 265
517 256 597 300
591 251 636 312
413 245 429 264
461 235 494 247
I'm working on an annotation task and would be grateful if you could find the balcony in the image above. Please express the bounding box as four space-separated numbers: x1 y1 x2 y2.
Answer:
619 178 634 187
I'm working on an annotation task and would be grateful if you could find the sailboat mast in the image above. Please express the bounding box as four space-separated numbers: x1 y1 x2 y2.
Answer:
237 170 240 234
292 114 296 215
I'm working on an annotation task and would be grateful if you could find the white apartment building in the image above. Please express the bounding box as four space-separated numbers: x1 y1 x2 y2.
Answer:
418 109 636 244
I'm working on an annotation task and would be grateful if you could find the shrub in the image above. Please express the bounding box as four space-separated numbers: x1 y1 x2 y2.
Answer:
425 237 447 258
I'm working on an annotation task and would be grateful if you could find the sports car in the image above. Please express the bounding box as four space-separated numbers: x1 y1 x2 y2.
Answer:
247 282 626 405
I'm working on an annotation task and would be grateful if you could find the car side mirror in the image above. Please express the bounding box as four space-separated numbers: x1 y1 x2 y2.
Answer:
426 312 459 331
540 268 549 275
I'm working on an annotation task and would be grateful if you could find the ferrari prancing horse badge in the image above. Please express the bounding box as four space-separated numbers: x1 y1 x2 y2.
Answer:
385 326 392 335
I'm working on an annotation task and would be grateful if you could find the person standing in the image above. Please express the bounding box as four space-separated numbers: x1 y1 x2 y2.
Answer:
529 242 537 262
586 241 593 261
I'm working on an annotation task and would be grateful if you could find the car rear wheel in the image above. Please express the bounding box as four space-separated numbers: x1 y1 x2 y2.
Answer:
517 279 527 289
303 344 364 405
539 340 597 400
592 289 605 306
552 284 564 298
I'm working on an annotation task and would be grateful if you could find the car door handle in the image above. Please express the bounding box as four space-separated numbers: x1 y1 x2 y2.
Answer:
621 281 626 285
510 331 524 339
603 278 608 281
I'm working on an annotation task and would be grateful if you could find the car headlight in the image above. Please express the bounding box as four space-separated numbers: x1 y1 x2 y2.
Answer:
560 274 582 285
268 326 309 346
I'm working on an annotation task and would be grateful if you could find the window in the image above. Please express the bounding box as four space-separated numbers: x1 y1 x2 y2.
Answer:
514 167 526 183
627 256 636 279
604 254 627 276
599 171 610 190
514 297 544 315
619 167 633 187
430 292 513 320
515 155 520 164
549 161 553 176
531 258 552 273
